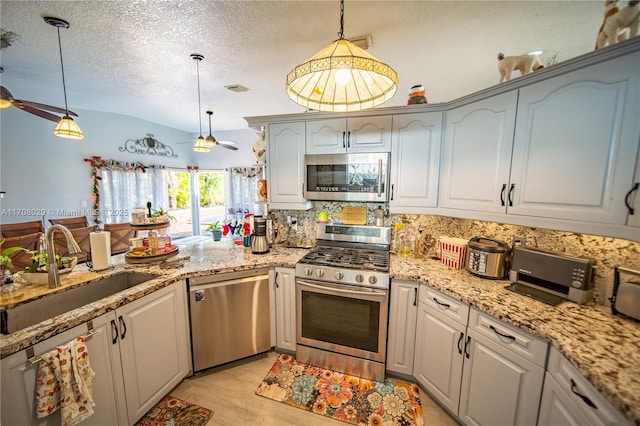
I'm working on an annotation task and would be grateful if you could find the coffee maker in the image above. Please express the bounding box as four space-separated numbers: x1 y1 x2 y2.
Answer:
251 216 270 254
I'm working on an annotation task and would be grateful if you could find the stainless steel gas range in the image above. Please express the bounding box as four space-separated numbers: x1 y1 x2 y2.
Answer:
295 223 391 381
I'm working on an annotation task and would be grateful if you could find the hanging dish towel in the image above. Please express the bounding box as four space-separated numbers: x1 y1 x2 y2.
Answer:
35 337 96 426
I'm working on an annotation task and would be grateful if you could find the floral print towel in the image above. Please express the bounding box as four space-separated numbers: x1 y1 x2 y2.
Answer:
35 337 96 426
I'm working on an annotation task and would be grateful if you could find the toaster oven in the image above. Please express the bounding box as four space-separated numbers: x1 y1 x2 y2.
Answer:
507 246 595 305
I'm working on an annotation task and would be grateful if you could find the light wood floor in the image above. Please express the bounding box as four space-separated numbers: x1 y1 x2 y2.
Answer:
170 351 459 426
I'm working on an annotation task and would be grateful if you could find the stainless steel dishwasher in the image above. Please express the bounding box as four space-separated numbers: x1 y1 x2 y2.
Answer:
188 268 271 372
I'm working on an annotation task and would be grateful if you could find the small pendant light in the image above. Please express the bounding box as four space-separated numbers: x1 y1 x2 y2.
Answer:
286 0 398 112
45 16 84 139
191 54 210 153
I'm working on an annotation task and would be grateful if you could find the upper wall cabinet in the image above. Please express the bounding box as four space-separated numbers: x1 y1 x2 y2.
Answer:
305 116 392 154
439 91 518 213
626 148 640 228
439 49 639 234
508 51 639 224
267 122 314 210
390 112 443 213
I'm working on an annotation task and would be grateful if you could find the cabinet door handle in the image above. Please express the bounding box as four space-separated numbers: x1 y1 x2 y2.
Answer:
570 379 597 409
457 332 464 355
274 272 279 288
342 132 346 148
413 287 418 306
433 297 451 309
347 131 351 148
110 319 118 344
391 184 394 200
490 324 516 342
500 184 507 206
377 159 383 197
508 183 515 207
625 182 638 215
464 335 471 359
118 316 127 340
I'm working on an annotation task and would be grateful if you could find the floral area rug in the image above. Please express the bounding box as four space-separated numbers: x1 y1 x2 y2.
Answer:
255 354 423 425
135 395 213 426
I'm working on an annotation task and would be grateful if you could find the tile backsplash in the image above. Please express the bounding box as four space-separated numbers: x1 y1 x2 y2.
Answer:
270 203 640 306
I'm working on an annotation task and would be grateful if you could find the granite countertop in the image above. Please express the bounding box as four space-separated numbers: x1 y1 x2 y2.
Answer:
391 254 640 424
1 243 638 423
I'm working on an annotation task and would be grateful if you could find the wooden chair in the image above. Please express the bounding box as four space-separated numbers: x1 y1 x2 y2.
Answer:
53 225 95 264
49 216 89 230
0 220 44 238
104 223 137 255
1 232 41 273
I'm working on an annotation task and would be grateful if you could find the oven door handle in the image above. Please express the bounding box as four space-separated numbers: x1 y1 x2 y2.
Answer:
298 280 388 298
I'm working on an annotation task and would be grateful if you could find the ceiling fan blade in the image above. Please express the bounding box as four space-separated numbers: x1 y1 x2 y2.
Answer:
1 86 14 101
17 104 61 122
217 141 238 151
14 99 78 116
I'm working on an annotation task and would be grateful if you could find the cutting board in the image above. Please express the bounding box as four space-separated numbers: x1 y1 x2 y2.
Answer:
333 206 366 225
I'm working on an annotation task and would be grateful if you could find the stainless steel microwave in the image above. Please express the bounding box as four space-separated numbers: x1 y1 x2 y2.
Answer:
304 153 390 202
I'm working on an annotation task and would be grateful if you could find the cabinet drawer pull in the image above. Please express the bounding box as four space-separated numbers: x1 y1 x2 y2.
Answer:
489 324 516 342
625 182 638 215
433 297 451 309
110 319 118 344
342 132 346 149
118 316 127 340
508 183 515 207
457 332 464 355
570 379 597 409
500 184 507 206
347 131 351 148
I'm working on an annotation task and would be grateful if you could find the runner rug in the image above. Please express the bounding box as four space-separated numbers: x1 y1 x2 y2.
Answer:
255 353 424 425
135 395 213 426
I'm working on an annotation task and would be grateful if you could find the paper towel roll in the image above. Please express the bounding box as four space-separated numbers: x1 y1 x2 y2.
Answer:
90 231 111 271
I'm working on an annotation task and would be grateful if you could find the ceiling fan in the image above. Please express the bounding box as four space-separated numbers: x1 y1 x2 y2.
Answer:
204 111 238 151
0 85 78 122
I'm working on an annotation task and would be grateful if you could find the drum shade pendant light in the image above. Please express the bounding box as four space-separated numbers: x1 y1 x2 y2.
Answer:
286 0 398 112
191 54 210 153
45 17 83 139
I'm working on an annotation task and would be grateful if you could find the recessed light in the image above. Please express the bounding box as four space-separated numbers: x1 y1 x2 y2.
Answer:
225 84 249 92
528 50 544 56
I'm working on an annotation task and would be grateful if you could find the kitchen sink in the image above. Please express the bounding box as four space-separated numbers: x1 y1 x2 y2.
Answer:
1 272 158 334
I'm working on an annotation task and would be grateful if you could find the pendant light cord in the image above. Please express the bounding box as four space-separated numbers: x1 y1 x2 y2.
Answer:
56 27 70 116
337 0 344 39
196 59 203 136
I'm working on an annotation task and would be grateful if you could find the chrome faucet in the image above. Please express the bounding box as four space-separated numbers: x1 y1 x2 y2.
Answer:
45 224 82 289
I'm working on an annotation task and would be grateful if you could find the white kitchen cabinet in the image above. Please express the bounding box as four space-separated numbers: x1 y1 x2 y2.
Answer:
389 112 442 213
273 267 296 352
386 280 418 376
439 91 518 214
305 116 392 154
267 122 313 210
458 308 548 426
118 281 190 423
1 315 127 426
509 51 639 225
413 286 469 414
538 346 633 426
0 281 190 426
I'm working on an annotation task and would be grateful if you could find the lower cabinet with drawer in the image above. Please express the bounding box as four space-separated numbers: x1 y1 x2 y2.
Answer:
538 346 632 426
1 280 190 426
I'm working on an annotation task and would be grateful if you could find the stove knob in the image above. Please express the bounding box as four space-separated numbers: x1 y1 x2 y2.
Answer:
316 269 325 278
304 267 312 276
335 271 344 280
369 276 377 285
355 274 364 283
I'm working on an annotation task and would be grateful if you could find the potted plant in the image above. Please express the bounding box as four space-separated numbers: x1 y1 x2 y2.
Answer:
12 250 78 286
206 221 223 241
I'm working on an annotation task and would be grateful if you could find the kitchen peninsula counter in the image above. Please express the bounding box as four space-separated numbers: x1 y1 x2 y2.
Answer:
1 242 638 423
391 254 640 424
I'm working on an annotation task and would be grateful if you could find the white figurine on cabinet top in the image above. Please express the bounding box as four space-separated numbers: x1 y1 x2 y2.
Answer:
252 127 266 164
595 0 640 50
497 52 544 83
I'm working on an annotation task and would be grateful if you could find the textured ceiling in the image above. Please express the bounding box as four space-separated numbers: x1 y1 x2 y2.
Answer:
0 1 605 133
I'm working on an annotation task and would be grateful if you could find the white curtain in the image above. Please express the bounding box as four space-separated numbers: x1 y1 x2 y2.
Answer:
225 166 265 217
100 167 168 224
